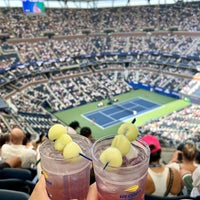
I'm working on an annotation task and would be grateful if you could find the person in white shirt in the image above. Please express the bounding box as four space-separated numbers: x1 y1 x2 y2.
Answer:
190 166 200 197
1 127 36 168
141 135 182 197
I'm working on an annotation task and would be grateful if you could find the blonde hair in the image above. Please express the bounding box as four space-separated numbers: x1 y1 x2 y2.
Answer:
182 142 197 161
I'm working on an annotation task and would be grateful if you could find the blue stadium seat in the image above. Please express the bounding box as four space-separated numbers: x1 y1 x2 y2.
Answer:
0 189 30 200
0 178 35 194
145 194 195 200
0 168 33 180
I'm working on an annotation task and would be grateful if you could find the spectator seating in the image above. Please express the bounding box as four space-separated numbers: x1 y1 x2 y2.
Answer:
0 168 33 180
0 179 35 195
0 189 29 200
145 194 196 200
0 3 199 148
0 3 200 199
0 167 36 195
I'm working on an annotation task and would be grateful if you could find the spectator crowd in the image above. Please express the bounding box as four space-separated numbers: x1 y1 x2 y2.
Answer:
0 1 200 199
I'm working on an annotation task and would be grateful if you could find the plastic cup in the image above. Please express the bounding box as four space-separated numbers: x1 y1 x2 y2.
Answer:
39 134 92 200
91 135 150 200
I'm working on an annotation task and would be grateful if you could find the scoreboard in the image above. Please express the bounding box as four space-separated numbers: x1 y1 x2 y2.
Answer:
22 0 45 14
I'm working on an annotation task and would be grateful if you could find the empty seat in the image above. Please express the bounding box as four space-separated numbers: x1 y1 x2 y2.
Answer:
0 168 33 180
0 189 30 200
0 178 35 194
145 194 195 200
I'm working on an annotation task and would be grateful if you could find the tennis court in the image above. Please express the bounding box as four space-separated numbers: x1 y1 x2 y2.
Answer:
83 97 161 128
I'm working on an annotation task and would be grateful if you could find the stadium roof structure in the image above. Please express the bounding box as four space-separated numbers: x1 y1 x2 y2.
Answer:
1 0 199 8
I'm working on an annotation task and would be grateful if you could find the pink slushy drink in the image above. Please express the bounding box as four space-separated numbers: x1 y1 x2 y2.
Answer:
91 135 150 200
39 134 91 200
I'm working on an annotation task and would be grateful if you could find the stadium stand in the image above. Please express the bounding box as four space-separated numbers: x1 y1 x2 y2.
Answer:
0 2 200 143
0 1 200 199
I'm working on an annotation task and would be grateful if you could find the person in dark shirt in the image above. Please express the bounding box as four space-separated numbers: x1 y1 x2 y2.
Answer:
80 126 95 143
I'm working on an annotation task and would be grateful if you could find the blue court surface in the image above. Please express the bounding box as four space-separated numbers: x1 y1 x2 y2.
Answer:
83 97 161 128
